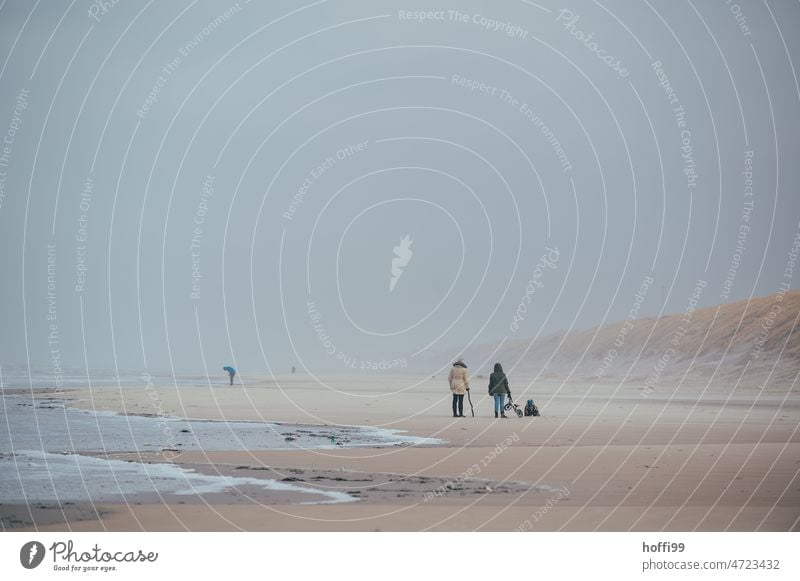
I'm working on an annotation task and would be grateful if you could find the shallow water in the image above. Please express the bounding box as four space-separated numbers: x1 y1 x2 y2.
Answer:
0 367 219 390
0 396 438 454
0 396 439 505
0 451 356 504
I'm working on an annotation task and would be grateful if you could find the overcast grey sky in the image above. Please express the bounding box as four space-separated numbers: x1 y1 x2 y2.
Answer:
0 0 798 377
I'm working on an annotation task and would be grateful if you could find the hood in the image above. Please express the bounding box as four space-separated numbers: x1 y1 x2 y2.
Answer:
493 363 503 373
453 361 467 368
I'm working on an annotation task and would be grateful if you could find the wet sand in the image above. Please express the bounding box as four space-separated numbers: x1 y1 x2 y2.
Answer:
2 376 798 531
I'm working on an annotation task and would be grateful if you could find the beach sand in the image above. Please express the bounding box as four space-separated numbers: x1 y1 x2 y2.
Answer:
4 375 799 531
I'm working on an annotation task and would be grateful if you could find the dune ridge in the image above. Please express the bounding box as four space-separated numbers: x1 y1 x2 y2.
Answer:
412 291 799 390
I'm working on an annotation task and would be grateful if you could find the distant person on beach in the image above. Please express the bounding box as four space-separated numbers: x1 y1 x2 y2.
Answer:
223 366 236 386
448 359 470 418
488 363 511 418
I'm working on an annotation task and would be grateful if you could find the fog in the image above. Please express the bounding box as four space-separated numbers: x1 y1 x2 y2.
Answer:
0 0 798 378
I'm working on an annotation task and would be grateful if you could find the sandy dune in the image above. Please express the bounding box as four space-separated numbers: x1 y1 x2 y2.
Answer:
4 292 798 531
412 291 800 389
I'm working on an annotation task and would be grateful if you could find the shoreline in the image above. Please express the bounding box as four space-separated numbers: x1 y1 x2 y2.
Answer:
2 377 798 531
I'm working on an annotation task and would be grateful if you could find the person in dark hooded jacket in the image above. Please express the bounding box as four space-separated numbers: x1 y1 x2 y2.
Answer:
488 363 511 418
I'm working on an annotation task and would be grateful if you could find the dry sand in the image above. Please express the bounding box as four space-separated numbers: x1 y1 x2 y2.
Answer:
9 375 798 532
412 291 800 389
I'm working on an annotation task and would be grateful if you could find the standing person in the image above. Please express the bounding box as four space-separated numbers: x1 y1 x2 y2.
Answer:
447 359 470 418
223 366 236 386
488 363 511 418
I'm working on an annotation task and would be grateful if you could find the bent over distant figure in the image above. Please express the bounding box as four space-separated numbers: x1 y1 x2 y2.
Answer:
448 359 470 418
223 366 236 386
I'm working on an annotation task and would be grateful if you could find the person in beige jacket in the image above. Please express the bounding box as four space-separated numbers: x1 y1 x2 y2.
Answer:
448 359 470 417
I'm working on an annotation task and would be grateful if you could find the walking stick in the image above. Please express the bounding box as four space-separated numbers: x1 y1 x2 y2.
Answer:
466 389 474 417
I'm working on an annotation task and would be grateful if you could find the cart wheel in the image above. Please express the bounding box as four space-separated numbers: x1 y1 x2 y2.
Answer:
516 409 524 418
504 403 512 411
